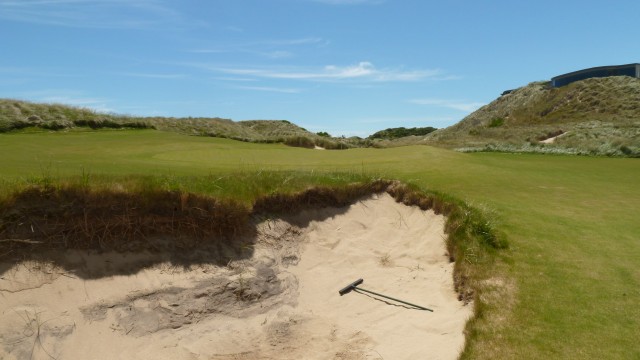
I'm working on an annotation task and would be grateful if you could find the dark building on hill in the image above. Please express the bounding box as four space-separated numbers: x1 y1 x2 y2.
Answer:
551 63 640 87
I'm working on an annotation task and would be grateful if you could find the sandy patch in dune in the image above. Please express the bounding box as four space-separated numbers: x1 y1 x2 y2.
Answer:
540 131 568 144
0 194 471 360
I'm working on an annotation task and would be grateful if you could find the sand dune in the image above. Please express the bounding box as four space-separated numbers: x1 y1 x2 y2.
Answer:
0 193 471 359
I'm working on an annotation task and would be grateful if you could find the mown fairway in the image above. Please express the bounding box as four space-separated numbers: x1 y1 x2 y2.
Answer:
1 129 639 359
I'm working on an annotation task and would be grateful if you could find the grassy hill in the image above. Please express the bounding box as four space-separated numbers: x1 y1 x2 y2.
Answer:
422 76 640 156
0 99 350 149
6 75 640 156
0 99 150 131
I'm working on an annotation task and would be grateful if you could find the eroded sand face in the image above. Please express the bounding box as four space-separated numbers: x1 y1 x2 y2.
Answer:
0 194 471 360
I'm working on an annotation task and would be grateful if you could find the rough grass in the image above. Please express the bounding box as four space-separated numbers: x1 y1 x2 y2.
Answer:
0 99 352 149
421 76 640 156
1 130 639 359
0 99 150 132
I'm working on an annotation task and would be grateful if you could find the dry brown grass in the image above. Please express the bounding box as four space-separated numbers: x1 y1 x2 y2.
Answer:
0 186 252 260
419 77 640 156
252 179 392 214
0 99 351 149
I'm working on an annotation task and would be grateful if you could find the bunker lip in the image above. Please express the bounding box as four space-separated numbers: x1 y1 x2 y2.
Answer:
0 193 471 359
0 180 393 266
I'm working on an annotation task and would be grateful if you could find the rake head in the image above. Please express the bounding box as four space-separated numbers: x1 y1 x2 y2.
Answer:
339 278 364 296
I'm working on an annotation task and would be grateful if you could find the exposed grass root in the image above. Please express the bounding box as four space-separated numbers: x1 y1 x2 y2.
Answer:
253 179 392 214
0 186 252 262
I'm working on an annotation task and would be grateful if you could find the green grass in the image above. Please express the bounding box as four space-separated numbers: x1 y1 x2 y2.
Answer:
1 129 639 359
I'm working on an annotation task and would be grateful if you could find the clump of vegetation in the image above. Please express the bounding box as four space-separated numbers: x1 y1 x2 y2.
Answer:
0 99 154 133
283 136 315 149
378 253 392 267
487 117 505 128
73 119 149 130
368 126 437 140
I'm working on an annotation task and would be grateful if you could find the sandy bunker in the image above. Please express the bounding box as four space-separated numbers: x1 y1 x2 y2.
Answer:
0 193 471 359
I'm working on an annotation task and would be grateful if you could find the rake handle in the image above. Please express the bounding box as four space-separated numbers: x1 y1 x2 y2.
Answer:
353 287 434 312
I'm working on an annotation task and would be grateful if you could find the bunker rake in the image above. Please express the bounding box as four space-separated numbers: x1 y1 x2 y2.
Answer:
339 278 433 312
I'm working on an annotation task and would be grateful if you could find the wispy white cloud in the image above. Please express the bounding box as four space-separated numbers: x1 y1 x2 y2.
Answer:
41 95 107 106
0 66 23 73
213 77 258 82
0 65 80 78
188 48 293 60
262 37 327 46
17 89 115 113
408 98 485 112
355 115 456 125
260 51 293 59
0 0 186 29
189 49 229 54
234 86 302 94
116 72 186 79
310 0 385 5
212 62 440 82
225 25 244 33
188 38 326 59
44 96 115 113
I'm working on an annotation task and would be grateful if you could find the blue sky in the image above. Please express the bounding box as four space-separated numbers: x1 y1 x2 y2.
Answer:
1 0 638 137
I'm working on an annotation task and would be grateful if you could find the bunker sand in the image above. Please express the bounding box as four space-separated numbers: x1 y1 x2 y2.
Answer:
0 194 471 359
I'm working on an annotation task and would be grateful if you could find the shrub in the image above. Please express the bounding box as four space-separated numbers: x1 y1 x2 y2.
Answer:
619 145 633 155
40 121 68 130
283 136 315 149
488 117 505 128
368 126 437 140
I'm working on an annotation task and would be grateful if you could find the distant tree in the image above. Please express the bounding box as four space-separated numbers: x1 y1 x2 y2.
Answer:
368 126 437 140
316 131 331 137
